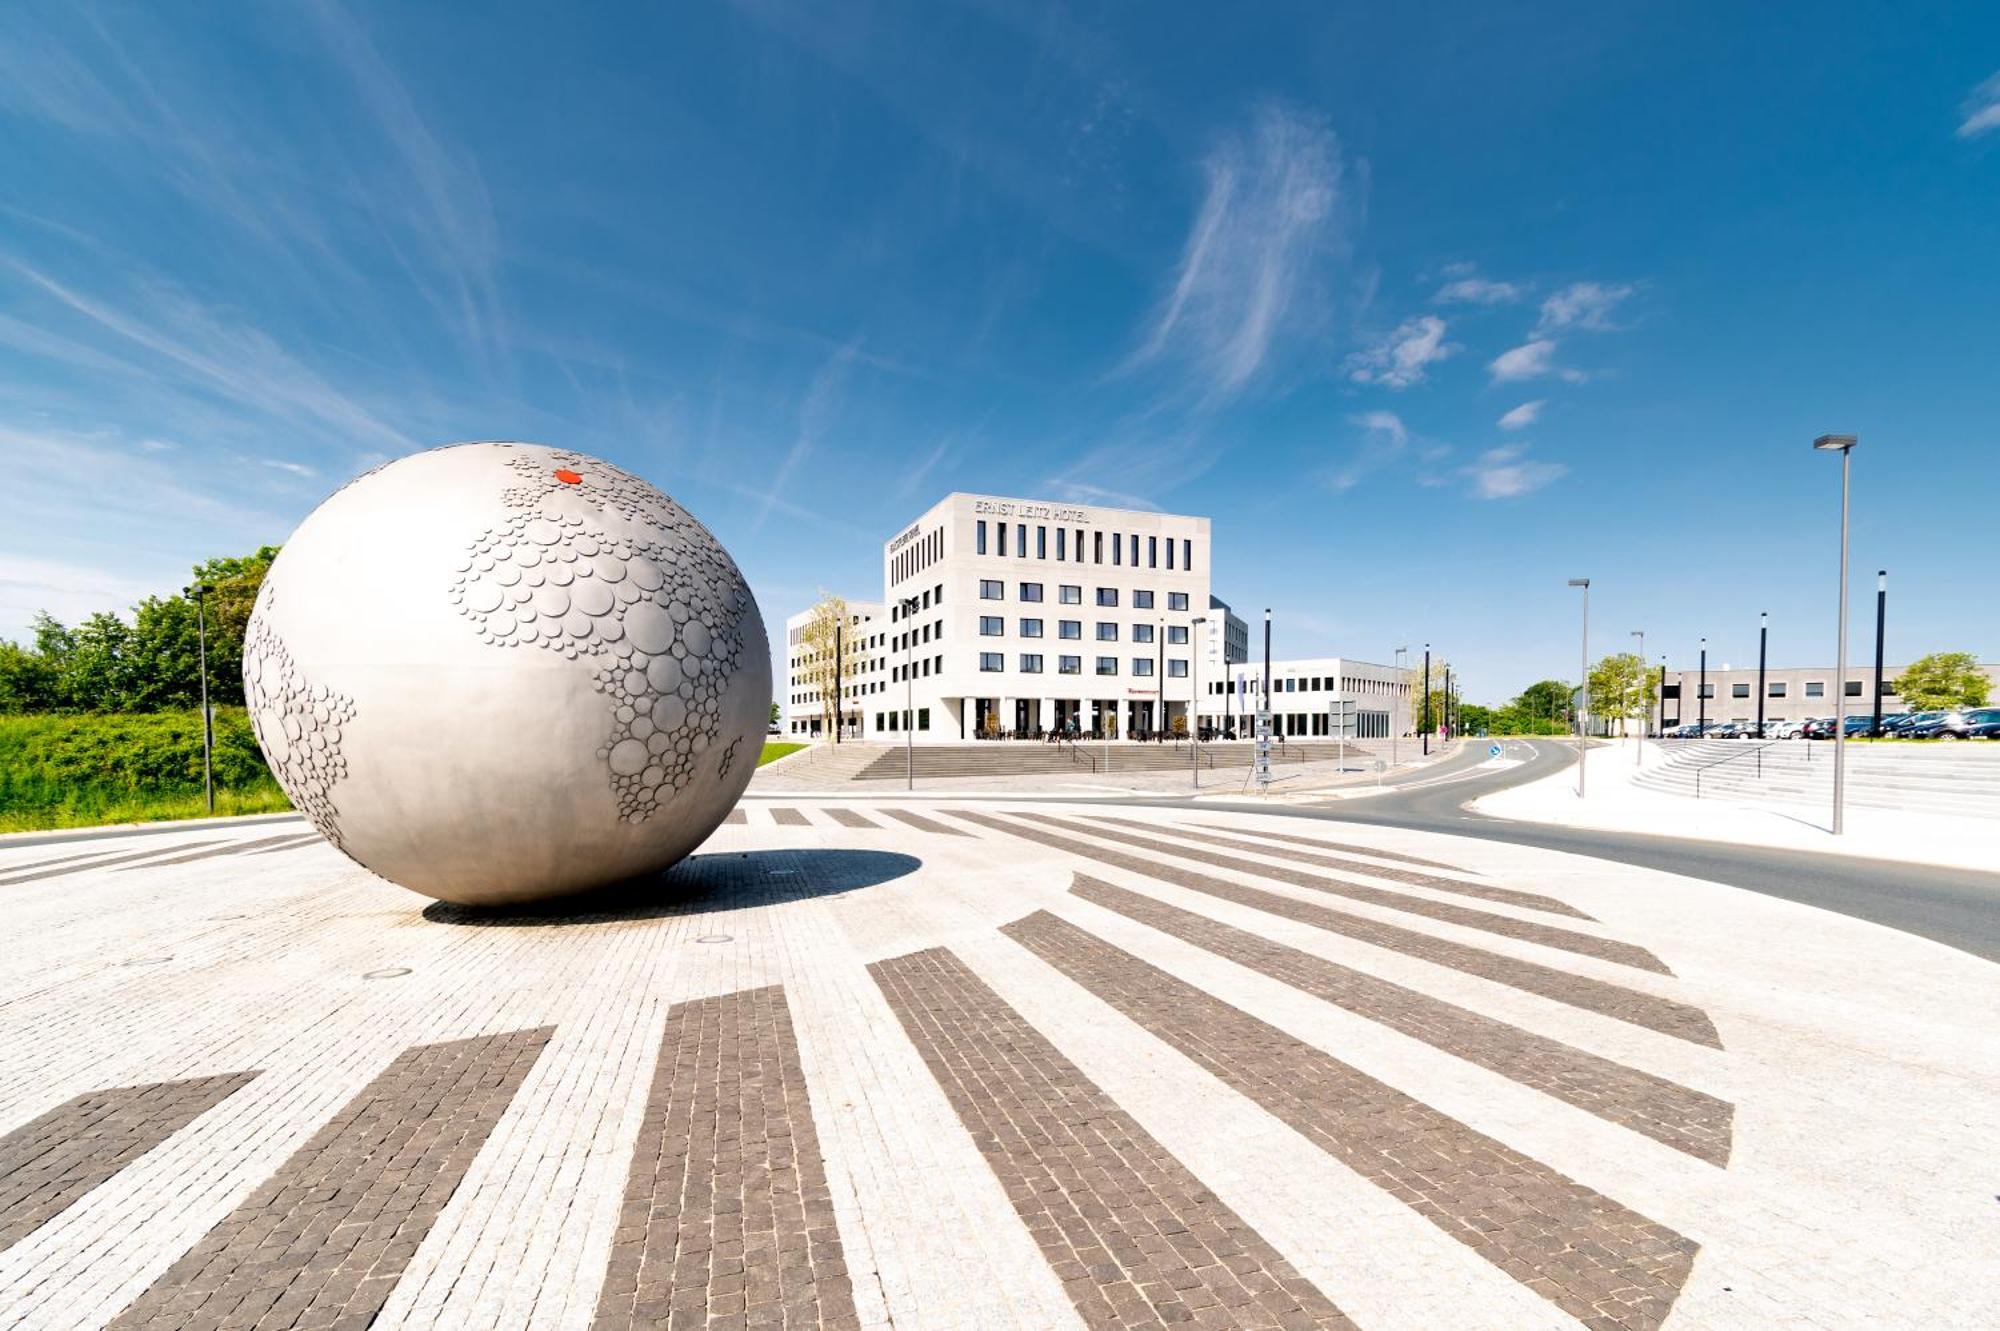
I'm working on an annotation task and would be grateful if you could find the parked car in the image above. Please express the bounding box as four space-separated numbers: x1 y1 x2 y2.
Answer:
1767 719 1807 739
1842 714 1876 738
1711 721 1755 738
1962 707 2000 739
1885 710 1943 737
1908 709 1989 740
1801 716 1837 739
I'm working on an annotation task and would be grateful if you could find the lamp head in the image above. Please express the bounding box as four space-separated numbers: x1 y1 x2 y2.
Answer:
1813 433 1857 452
1567 578 1589 588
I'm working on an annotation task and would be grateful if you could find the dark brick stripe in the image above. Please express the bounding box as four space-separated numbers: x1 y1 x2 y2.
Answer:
724 808 747 824
593 985 855 1331
1020 813 1666 975
0 1071 259 1253
1005 913 1697 1331
1195 823 1473 873
109 1027 552 1331
112 833 313 870
876 808 970 837
0 846 138 876
953 811 1720 1047
769 807 812 826
247 833 327 856
1112 818 1585 919
0 841 226 886
826 807 881 829
1071 875 1732 1164
870 948 1356 1331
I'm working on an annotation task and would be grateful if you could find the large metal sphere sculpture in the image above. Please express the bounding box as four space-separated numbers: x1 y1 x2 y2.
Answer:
242 442 770 906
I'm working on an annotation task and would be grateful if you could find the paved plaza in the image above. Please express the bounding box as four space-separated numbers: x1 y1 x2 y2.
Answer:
2 800 1995 1330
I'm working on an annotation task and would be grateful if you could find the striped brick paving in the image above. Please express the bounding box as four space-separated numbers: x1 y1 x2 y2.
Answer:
0 1072 259 1253
1069 874 1733 1164
0 801 1973 1331
107 1028 551 1330
1193 823 1474 873
593 985 855 1331
1026 813 1663 971
872 947 1357 1331
953 809 1721 1045
1004 910 1699 1331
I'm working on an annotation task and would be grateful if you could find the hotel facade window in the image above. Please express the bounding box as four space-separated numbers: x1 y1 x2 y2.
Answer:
1167 625 1188 645
1059 620 1081 639
1020 618 1043 638
1020 653 1043 673
1134 590 1154 609
1020 582 1043 602
1097 587 1118 607
1168 592 1189 611
979 616 1002 636
1059 655 1081 674
980 652 1003 671
1168 659 1188 678
1133 624 1154 643
1096 622 1118 641
980 579 1003 599
1059 584 1081 604
1133 658 1154 677
1096 656 1118 675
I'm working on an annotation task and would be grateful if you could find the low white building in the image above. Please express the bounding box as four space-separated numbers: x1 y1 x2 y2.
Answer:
1198 656 1410 740
780 600 885 739
781 492 1407 743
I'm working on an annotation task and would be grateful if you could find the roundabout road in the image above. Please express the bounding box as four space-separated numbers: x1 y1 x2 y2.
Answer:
1122 738 2000 965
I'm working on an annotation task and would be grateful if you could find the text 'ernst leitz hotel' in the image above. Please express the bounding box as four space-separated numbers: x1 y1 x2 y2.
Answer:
784 493 1411 744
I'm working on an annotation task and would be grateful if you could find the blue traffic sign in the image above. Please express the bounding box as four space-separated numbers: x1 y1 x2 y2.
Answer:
1488 743 1502 758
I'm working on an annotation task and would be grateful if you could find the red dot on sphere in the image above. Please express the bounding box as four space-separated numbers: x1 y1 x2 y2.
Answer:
554 468 583 485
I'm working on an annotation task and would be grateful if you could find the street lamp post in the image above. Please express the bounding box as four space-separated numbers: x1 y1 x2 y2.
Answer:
1392 646 1408 767
1756 613 1768 739
1657 656 1667 737
901 596 920 791
833 621 843 745
1815 433 1857 835
1631 629 1645 763
1698 637 1708 734
1421 644 1431 757
1872 570 1887 738
1568 579 1590 797
187 582 215 815
1191 616 1207 789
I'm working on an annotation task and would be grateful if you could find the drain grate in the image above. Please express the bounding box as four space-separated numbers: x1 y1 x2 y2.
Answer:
363 966 412 979
697 934 733 944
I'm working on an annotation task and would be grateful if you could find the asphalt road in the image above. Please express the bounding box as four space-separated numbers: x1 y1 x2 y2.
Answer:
1163 738 2000 965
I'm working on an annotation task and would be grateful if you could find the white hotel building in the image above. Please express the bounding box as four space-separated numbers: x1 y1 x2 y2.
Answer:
782 492 1408 743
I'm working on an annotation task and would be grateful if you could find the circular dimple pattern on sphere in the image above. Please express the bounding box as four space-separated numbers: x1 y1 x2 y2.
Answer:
450 445 755 822
245 442 768 905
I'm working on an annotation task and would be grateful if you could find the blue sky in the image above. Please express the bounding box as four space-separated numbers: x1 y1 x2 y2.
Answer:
2 2 1996 701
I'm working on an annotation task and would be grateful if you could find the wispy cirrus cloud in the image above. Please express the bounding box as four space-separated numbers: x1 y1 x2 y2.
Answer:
1435 273 1522 305
1129 104 1357 396
1488 338 1584 384
1323 409 1409 493
1343 315 1455 389
1463 443 1566 499
751 338 862 531
1497 400 1544 430
1535 281 1633 334
1957 71 2000 138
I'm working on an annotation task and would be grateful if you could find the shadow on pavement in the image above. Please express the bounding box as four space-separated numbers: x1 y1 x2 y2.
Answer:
421 848 923 927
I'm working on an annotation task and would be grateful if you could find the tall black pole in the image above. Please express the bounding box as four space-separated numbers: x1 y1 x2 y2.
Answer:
1698 638 1707 733
834 621 843 744
1756 613 1768 739
1657 658 1666 735
1872 570 1887 737
1422 645 1431 755
1442 666 1451 740
1261 608 1271 718
191 583 214 814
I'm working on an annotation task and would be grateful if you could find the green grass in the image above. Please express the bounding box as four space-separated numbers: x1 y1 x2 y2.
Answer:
0 708 293 833
758 741 807 766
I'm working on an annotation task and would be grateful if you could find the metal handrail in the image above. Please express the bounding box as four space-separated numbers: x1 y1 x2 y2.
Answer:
1688 740 1779 799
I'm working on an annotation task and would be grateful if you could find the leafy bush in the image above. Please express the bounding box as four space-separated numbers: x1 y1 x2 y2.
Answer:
0 708 292 831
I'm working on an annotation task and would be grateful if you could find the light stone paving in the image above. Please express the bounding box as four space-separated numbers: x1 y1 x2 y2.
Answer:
0 802 1995 1329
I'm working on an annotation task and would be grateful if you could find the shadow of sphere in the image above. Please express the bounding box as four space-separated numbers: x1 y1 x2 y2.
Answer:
419 848 922 927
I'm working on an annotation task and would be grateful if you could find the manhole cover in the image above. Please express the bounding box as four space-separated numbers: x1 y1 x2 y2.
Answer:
122 955 172 967
768 869 797 877
363 966 412 979
697 934 733 944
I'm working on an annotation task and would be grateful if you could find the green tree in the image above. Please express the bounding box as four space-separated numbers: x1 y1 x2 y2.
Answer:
1456 702 1496 735
1588 652 1651 734
1494 678 1573 734
0 640 59 713
1895 652 1993 711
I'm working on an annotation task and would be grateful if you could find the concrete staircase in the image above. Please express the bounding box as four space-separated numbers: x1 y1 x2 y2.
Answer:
849 738 1385 781
1635 740 2000 819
